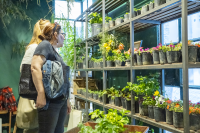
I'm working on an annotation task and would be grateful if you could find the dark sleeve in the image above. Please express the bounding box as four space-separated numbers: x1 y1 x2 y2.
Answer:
33 40 52 59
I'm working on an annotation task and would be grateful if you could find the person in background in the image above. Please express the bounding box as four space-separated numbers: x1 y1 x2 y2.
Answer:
31 22 71 133
18 19 51 133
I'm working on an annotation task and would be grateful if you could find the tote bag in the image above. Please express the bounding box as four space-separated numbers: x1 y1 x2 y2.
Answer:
67 107 82 131
16 97 38 129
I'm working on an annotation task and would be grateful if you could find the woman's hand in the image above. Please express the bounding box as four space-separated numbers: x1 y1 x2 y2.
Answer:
35 92 46 108
67 99 71 114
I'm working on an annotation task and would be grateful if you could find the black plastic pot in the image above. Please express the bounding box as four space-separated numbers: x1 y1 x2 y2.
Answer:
103 94 109 104
77 89 81 94
137 10 141 15
173 112 183 128
142 52 152 65
99 96 103 103
166 109 173 125
166 51 175 64
109 97 115 105
197 47 200 62
88 93 93 99
188 46 198 62
134 54 137 66
139 104 148 116
115 97 122 107
174 51 180 63
115 60 122 67
100 62 103 68
148 106 154 119
154 107 166 122
136 53 142 65
89 61 94 68
135 101 139 113
94 62 101 68
159 50 167 64
121 97 126 108
77 63 83 69
126 60 131 67
93 94 98 100
153 50 160 64
106 61 114 67
190 114 200 131
126 100 131 111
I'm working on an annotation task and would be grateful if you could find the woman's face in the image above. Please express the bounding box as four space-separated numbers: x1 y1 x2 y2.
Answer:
57 29 65 48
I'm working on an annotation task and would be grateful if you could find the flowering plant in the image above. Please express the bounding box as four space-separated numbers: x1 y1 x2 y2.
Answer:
154 91 167 109
124 48 131 60
137 47 144 55
113 49 125 62
143 48 151 53
170 100 183 112
195 42 200 47
142 96 156 106
166 99 173 111
158 43 168 52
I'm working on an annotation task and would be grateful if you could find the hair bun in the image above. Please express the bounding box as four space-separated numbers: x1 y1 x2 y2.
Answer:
38 35 45 40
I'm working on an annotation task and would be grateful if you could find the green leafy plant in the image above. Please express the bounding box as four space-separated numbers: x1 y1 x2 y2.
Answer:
89 109 104 119
105 16 112 22
113 49 126 62
89 12 102 24
88 90 94 94
107 87 116 100
106 54 114 61
142 96 156 106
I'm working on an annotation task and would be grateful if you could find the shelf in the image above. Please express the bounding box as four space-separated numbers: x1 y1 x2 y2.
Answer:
75 0 127 22
74 95 183 133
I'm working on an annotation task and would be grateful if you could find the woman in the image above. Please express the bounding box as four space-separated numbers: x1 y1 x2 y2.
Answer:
31 22 71 133
18 19 51 133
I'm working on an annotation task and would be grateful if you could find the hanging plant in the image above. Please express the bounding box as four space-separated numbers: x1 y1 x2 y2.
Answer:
12 40 26 56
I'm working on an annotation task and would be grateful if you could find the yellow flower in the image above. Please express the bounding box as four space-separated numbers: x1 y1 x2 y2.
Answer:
106 46 111 51
108 40 113 45
154 90 159 96
103 43 108 47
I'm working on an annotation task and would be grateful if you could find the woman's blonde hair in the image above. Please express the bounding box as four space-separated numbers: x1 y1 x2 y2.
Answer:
26 19 50 50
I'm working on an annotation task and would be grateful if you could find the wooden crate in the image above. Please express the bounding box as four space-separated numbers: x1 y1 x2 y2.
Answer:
73 78 98 94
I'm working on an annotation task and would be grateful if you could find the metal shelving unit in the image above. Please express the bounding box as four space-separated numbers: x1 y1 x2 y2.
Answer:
73 0 200 132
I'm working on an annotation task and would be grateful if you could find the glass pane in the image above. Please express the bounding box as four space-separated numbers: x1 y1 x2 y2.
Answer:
164 86 180 100
69 2 81 19
83 0 87 12
189 68 200 86
55 1 68 18
162 19 179 44
188 12 200 40
189 89 200 103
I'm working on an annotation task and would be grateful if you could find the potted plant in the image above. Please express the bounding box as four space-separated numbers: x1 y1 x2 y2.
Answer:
107 87 115 105
105 16 112 31
106 52 114 67
166 43 181 64
195 42 200 62
98 91 104 103
133 8 138 17
189 102 200 131
134 8 141 16
114 90 122 107
124 48 131 67
188 40 198 62
142 48 152 65
82 89 86 97
125 94 131 111
171 100 184 128
149 1 155 10
166 99 173 125
93 58 103 68
152 47 160 64
158 43 168 64
143 96 156 119
155 0 166 7
124 12 130 22
76 57 84 69
154 91 167 122
141 4 149 14
135 47 143 65
113 44 126 67
115 17 123 25
88 90 93 99
93 91 99 100
77 89 82 94
89 12 102 36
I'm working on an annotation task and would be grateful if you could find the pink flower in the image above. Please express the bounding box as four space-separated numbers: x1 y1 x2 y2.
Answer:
153 47 158 50
140 49 143 52
158 43 162 46
134 48 137 51
170 45 173 47
145 48 149 51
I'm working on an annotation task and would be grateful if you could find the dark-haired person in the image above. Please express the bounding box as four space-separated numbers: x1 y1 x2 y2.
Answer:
31 22 71 133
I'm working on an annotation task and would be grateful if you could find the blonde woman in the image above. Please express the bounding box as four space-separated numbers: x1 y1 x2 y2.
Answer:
17 19 50 133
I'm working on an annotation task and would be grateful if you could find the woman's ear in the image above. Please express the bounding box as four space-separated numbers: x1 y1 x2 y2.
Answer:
54 32 58 40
